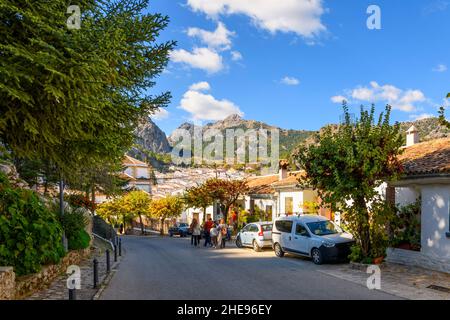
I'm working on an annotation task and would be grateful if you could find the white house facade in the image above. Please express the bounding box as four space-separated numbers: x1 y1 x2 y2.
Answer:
386 135 450 273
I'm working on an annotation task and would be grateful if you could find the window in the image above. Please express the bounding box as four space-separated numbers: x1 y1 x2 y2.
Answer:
307 221 342 236
265 205 273 221
242 225 250 232
261 224 272 232
295 224 309 237
275 220 293 233
249 225 259 233
285 197 293 215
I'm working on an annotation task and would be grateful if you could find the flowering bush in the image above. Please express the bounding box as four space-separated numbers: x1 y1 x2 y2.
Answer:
66 193 96 211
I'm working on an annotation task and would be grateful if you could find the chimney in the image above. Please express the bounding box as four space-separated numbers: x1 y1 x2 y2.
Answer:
279 159 288 181
406 125 419 147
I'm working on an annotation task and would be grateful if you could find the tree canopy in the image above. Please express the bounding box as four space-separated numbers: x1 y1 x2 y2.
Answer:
438 93 450 129
294 104 404 261
0 0 175 179
203 178 248 222
183 184 214 223
148 195 184 235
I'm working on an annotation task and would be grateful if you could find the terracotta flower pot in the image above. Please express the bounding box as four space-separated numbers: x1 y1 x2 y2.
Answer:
373 256 384 264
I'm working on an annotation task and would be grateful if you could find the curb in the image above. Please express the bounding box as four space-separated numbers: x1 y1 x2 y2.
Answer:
92 257 122 300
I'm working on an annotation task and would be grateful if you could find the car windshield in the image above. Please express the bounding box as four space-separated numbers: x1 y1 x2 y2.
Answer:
261 224 272 232
306 221 341 236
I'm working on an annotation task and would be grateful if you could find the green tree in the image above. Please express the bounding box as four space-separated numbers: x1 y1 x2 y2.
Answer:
204 179 248 222
97 196 133 232
183 184 214 223
294 104 403 260
148 196 184 235
0 0 174 178
123 190 152 235
438 93 450 129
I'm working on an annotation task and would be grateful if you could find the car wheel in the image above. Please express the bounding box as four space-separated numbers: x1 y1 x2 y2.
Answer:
274 243 284 257
253 240 262 252
236 237 243 248
311 248 323 265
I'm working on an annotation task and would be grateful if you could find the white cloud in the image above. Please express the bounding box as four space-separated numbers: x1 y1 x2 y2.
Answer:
432 64 447 72
187 22 234 51
409 113 434 121
231 51 243 61
331 95 347 103
332 81 427 112
281 76 300 86
170 47 224 73
186 0 326 38
189 81 211 91
179 82 243 121
151 108 169 120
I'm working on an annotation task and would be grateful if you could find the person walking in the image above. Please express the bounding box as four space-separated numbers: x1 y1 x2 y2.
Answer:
209 223 218 248
203 218 214 247
190 218 201 247
217 219 228 249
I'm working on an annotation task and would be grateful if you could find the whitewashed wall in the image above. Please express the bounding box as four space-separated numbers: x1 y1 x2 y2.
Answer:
278 191 303 215
421 185 450 259
181 206 214 224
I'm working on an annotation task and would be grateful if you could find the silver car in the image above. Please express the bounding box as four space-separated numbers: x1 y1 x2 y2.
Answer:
272 215 354 264
236 222 272 252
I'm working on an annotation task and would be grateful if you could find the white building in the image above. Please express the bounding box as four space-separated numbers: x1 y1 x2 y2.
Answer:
244 161 332 221
386 129 450 273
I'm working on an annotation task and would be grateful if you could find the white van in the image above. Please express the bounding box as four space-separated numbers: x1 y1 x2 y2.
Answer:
272 215 354 264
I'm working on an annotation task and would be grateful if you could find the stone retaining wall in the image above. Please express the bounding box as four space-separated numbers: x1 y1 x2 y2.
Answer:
0 248 91 300
386 247 450 274
0 267 15 300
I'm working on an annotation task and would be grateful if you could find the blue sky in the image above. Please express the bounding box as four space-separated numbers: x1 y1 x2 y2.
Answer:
146 0 450 135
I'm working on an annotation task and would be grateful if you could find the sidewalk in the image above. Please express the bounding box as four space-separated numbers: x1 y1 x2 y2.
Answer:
26 241 122 300
318 262 450 300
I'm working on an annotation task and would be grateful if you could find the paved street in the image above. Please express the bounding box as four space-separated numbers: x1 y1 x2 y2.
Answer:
100 236 399 300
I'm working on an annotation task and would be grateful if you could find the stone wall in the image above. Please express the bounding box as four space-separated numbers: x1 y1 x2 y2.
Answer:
0 267 15 300
386 247 450 274
0 248 91 300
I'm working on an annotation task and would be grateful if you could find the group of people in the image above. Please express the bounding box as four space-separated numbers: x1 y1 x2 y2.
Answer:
189 218 229 249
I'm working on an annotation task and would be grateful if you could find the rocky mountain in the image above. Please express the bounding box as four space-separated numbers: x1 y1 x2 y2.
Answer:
168 114 316 159
133 117 171 154
399 117 449 141
128 118 172 165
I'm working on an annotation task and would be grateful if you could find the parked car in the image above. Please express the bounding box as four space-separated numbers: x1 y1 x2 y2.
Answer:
169 223 191 237
236 222 273 252
272 215 354 264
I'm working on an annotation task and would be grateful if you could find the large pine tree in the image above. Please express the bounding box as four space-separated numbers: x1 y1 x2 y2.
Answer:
0 0 175 178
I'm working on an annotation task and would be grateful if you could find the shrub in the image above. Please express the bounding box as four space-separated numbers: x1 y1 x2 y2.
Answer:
0 173 65 276
65 193 96 212
389 199 421 251
68 229 91 250
50 200 90 250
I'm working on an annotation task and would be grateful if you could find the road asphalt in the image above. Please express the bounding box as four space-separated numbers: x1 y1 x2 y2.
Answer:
100 235 400 300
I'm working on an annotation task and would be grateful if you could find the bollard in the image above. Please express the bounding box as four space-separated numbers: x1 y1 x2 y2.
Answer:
106 249 111 273
93 258 99 288
114 244 118 262
69 288 76 300
119 238 122 256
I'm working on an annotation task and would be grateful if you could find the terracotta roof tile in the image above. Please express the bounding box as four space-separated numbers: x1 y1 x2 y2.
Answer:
399 137 450 175
246 174 279 194
271 171 306 188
